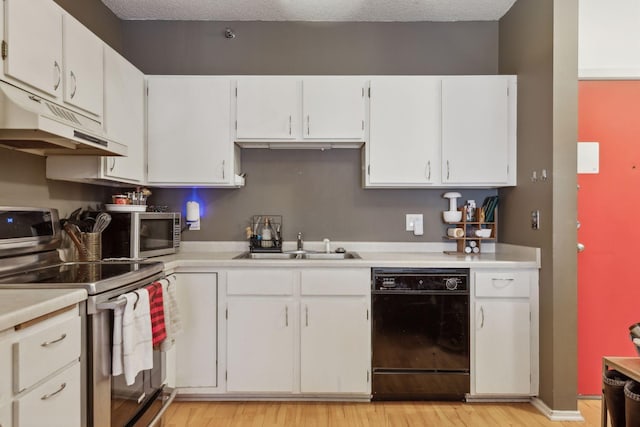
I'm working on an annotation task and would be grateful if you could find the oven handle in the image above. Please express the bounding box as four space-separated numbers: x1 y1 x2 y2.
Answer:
148 387 177 427
96 298 126 311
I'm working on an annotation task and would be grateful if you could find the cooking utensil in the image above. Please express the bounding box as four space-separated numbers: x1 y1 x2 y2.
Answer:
64 222 89 260
93 212 112 233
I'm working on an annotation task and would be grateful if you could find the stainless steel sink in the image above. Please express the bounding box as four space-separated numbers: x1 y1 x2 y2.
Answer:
233 251 361 260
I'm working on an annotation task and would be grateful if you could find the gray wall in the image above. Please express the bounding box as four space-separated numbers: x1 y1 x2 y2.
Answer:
54 0 123 52
150 150 495 242
123 20 500 242
122 21 498 75
499 0 578 411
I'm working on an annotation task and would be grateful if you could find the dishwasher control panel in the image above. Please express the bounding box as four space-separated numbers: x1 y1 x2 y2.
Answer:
372 268 469 292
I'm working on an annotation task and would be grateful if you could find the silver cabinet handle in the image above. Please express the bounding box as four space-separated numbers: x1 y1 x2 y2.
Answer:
53 61 61 91
446 160 450 180
289 115 292 135
70 71 77 99
426 161 431 180
307 115 310 135
305 305 309 327
480 306 485 328
577 243 585 252
222 160 225 180
41 333 67 347
285 305 288 327
41 382 66 400
109 158 116 172
491 277 514 288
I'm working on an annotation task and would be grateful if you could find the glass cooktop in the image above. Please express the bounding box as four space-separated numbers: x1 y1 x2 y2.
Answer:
0 261 164 295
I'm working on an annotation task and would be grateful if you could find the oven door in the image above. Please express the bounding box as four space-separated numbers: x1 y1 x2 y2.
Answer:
90 305 171 427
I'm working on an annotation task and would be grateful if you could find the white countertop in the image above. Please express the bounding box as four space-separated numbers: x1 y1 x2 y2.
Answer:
159 242 540 272
0 289 87 332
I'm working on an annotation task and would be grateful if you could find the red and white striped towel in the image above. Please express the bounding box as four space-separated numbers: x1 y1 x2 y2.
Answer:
146 281 167 347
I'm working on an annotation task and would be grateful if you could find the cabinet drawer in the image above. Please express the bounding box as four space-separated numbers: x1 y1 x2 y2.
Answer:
15 361 81 427
475 271 530 298
14 315 81 392
227 269 295 295
301 269 370 295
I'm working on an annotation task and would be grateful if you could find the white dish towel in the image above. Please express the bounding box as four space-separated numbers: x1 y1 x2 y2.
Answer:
112 289 153 385
160 275 183 351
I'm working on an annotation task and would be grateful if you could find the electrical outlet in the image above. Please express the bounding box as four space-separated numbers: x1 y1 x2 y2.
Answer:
531 210 540 230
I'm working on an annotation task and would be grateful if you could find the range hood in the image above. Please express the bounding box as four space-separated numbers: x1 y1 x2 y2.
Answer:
0 81 126 156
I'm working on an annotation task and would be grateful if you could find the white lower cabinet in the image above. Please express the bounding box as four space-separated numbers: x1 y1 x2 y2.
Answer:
174 272 218 389
224 268 371 396
471 269 538 397
0 306 82 427
300 297 370 393
227 297 295 392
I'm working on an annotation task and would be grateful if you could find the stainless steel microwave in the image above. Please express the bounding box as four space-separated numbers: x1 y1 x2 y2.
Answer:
102 211 181 259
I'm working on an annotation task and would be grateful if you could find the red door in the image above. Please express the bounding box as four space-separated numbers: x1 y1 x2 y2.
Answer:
578 81 640 395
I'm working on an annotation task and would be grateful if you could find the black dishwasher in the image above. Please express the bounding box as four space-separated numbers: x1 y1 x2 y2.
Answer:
371 268 470 401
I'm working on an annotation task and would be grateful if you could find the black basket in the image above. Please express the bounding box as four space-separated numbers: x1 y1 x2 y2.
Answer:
249 215 282 253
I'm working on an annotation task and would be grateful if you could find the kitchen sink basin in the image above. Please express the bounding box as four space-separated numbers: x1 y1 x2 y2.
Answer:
233 251 361 260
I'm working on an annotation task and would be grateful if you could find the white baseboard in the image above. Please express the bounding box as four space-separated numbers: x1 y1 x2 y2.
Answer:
531 397 585 422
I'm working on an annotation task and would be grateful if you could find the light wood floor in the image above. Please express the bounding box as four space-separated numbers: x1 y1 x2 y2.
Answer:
164 399 601 426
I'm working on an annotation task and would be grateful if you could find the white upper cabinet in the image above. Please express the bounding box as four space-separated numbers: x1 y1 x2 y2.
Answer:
46 46 144 184
2 0 104 118
236 77 299 140
302 77 366 139
441 76 514 186
235 76 367 145
147 76 240 186
102 45 144 182
367 77 441 186
3 0 63 98
62 14 103 117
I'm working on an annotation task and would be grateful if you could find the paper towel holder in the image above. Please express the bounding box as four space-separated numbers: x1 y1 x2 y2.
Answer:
186 201 200 231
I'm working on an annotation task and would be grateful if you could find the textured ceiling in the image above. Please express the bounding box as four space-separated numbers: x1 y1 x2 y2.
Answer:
100 0 518 22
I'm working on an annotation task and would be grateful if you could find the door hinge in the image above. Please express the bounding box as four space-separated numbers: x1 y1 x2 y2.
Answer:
1 40 7 60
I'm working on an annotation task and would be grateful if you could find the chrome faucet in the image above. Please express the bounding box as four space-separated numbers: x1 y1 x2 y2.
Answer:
297 232 304 251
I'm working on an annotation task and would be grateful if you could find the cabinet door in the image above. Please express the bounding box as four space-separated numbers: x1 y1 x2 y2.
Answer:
474 300 531 394
441 76 510 184
367 77 441 186
175 273 218 388
302 78 365 139
300 296 370 393
236 78 298 139
3 0 63 97
147 76 232 184
226 297 294 393
103 45 144 182
0 401 11 427
62 14 103 117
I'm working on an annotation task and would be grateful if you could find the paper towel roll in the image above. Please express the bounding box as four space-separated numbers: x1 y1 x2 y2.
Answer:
447 228 465 238
186 201 200 222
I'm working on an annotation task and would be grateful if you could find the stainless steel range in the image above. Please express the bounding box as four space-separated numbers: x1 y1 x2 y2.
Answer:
0 207 176 427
